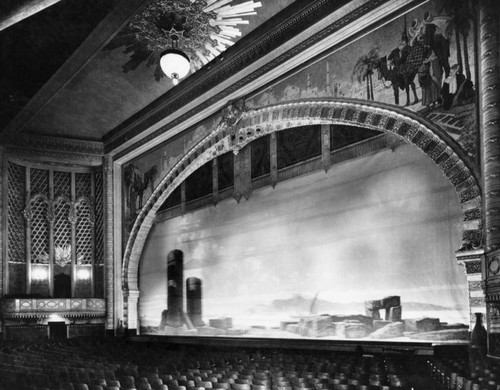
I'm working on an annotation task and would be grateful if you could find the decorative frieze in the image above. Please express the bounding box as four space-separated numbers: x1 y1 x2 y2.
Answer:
465 259 482 274
7 135 103 166
2 298 106 318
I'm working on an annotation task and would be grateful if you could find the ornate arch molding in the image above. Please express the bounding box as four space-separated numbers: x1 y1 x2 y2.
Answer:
121 99 482 326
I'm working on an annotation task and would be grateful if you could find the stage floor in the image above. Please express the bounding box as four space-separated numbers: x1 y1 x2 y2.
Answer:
131 333 470 356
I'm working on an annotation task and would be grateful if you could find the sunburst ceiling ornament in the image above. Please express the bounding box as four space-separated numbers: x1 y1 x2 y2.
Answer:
109 0 262 81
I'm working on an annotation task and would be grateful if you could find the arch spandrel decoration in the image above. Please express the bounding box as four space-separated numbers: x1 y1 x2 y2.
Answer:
121 98 482 327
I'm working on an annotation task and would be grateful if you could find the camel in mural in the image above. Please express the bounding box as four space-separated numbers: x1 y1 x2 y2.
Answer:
376 54 418 106
375 14 451 108
375 40 425 107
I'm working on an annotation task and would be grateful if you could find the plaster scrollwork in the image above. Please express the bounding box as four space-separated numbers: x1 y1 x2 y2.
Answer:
75 196 95 226
488 256 500 276
489 303 500 320
54 195 70 205
23 193 92 227
23 193 50 223
219 98 250 155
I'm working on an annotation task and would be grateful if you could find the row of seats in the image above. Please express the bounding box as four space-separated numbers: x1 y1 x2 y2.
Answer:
0 338 434 390
427 354 500 390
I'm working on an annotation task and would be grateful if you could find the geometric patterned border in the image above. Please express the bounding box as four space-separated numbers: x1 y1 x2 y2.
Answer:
2 298 106 318
6 134 104 166
465 260 483 274
120 98 483 328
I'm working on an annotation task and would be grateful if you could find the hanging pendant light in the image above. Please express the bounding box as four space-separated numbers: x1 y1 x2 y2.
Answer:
160 31 190 85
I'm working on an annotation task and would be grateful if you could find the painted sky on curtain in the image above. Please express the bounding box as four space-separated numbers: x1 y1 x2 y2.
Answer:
139 145 468 341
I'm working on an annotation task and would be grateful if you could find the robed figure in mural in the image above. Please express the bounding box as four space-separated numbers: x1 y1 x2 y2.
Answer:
418 22 449 109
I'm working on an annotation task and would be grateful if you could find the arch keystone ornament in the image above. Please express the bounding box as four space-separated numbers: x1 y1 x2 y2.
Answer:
121 98 483 330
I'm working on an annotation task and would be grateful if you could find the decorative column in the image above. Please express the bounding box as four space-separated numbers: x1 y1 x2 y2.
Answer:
212 158 219 205
90 172 96 297
180 181 186 215
321 124 332 172
457 250 486 330
270 132 278 188
0 146 4 333
103 156 115 332
233 144 252 202
24 167 31 295
125 289 140 335
48 170 54 297
478 0 500 357
70 172 77 297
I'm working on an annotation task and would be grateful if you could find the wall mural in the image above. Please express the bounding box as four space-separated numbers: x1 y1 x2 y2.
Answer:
122 115 221 241
247 0 478 160
123 0 479 240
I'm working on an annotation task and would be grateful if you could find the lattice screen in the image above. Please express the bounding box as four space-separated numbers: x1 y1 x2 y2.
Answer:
30 168 49 196
54 202 71 264
53 171 72 265
30 169 50 264
31 196 49 263
54 171 71 198
94 171 104 265
76 200 93 265
75 172 91 198
6 162 104 295
7 162 26 263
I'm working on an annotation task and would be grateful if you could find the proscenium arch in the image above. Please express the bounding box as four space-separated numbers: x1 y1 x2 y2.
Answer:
121 98 482 327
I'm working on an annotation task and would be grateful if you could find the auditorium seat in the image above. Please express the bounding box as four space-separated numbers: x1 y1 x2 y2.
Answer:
251 385 269 390
74 384 90 390
92 379 108 387
213 382 231 388
232 383 251 390
234 379 252 385
106 380 121 388
0 337 473 390
150 378 164 389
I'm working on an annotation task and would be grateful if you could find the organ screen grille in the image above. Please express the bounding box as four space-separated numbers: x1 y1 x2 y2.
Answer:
31 196 49 264
75 172 91 198
6 162 104 295
53 171 72 265
94 171 104 266
76 200 93 265
7 162 26 264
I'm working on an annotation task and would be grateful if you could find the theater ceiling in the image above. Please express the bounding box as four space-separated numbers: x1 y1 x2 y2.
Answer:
0 0 296 142
0 0 432 161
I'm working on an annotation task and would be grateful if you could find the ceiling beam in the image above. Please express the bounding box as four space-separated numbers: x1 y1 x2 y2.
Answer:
0 0 62 32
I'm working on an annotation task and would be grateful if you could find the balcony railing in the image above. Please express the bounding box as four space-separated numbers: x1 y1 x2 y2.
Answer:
1 298 105 318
